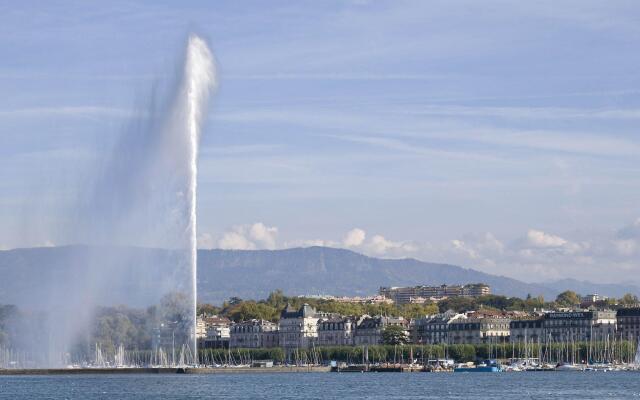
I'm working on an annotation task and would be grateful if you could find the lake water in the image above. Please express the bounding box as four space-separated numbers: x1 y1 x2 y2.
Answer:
1 372 640 399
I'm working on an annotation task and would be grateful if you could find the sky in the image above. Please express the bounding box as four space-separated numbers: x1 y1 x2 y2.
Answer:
0 1 639 284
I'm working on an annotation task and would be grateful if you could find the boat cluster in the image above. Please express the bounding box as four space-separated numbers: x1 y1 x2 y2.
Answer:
501 358 640 372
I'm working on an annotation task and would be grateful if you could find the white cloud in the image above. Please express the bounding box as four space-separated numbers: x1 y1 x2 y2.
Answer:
249 222 278 250
287 228 416 257
217 222 278 250
423 221 640 283
453 232 504 257
343 228 366 247
197 233 215 250
448 233 505 269
218 231 256 250
451 239 479 259
366 234 417 256
525 229 567 248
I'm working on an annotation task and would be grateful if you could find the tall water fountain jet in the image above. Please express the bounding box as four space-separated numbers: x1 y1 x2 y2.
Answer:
183 35 216 360
143 34 216 364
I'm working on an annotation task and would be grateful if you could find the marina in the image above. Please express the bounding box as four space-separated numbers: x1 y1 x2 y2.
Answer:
2 370 640 400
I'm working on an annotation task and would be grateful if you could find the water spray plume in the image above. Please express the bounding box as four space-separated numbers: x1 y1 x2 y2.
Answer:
183 34 217 361
1 35 217 368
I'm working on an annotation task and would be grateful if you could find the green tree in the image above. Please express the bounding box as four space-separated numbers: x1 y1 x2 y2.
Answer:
399 303 439 319
524 295 545 310
438 297 477 313
265 290 287 309
197 303 221 316
620 293 639 306
228 297 244 305
364 302 400 317
447 344 476 362
226 301 279 322
381 324 409 346
555 290 581 307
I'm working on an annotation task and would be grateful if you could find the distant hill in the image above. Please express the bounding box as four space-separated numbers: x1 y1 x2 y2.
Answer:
0 245 638 305
197 246 557 302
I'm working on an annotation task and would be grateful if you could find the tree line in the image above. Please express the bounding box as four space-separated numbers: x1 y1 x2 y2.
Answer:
1 289 638 355
198 289 640 322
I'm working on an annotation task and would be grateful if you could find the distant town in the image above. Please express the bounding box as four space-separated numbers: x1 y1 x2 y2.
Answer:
195 283 640 359
3 282 640 370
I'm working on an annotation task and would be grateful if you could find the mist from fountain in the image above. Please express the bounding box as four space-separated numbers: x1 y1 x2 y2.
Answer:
2 35 217 368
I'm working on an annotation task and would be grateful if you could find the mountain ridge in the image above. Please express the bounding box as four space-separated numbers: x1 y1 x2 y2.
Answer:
0 245 637 305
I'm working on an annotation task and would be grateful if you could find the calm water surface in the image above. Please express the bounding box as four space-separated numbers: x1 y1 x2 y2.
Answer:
1 372 640 399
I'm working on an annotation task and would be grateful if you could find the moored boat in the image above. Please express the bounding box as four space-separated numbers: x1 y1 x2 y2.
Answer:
555 363 585 371
454 360 502 373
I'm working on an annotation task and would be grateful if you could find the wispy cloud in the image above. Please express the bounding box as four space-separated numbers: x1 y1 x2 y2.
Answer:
224 73 456 81
200 144 284 156
397 105 640 120
213 105 640 158
0 106 137 119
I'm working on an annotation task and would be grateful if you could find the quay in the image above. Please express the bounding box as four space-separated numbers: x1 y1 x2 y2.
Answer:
0 366 331 375
331 365 441 373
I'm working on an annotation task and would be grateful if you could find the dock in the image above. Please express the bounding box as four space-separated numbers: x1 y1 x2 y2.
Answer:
0 366 331 375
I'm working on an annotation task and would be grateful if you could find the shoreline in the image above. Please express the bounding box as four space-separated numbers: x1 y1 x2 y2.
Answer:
0 366 331 376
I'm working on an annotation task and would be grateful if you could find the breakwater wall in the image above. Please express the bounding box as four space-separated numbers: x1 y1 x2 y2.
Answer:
0 366 331 375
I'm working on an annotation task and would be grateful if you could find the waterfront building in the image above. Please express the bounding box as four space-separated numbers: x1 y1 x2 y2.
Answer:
353 316 409 345
229 319 279 349
278 304 320 355
616 308 640 341
412 311 467 344
199 316 231 349
196 316 207 339
379 284 490 304
542 311 616 342
448 317 511 345
509 318 545 343
317 316 358 346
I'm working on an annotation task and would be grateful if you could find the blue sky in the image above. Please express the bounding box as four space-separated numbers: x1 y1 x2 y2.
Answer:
1 1 639 284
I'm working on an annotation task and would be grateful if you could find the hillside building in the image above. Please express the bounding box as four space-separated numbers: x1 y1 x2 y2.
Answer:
379 284 490 304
